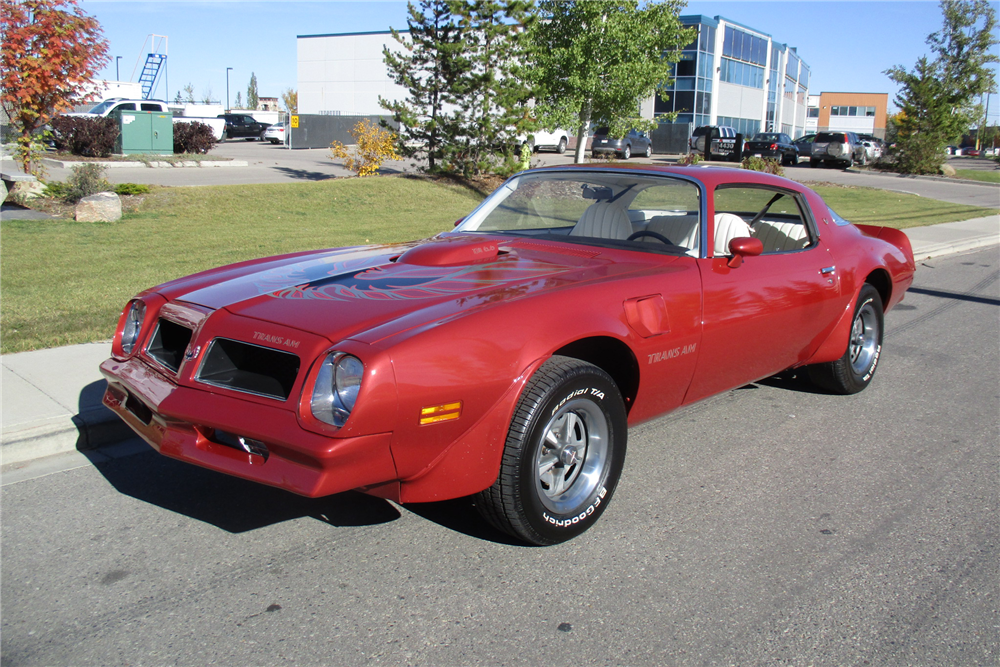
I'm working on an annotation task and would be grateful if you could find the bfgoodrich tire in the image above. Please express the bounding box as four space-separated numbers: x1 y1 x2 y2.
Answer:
808 284 884 394
475 356 628 546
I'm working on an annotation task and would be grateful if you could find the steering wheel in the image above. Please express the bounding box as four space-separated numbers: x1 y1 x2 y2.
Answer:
628 230 674 245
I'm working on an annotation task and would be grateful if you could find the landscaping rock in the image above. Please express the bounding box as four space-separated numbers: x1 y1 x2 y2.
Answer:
75 191 122 222
9 179 45 202
939 163 957 177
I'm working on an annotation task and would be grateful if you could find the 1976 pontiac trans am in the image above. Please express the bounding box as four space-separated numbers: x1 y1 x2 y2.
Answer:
101 166 915 546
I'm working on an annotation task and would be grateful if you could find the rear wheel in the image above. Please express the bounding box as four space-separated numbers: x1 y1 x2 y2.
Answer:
556 137 567 154
808 284 884 394
475 356 628 546
621 145 631 159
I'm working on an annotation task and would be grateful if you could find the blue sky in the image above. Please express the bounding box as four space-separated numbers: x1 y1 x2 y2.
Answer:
82 0 1000 121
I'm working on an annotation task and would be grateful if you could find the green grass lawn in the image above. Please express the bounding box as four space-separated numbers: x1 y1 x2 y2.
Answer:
953 168 1000 184
1 176 996 353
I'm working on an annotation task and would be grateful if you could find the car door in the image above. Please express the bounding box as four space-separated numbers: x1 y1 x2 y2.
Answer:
684 184 844 403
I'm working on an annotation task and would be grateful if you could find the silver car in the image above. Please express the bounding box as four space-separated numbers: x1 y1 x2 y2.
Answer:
810 131 867 168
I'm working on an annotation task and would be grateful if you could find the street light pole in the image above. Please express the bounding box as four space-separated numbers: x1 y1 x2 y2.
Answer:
226 67 233 112
115 56 121 81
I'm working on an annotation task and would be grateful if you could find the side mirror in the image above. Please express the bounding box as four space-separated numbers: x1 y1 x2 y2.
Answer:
454 218 464 228
727 237 763 268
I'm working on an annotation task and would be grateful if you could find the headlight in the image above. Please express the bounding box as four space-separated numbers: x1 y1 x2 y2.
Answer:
310 352 364 427
120 300 146 355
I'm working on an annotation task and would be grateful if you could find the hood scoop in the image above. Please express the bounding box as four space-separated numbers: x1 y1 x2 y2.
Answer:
397 236 502 267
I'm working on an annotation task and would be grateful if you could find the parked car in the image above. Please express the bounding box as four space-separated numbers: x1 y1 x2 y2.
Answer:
218 113 270 141
100 165 915 546
66 98 227 141
529 128 571 154
861 140 882 162
262 122 286 145
961 147 981 156
743 132 798 165
690 125 739 161
591 128 652 159
810 131 867 168
793 133 816 158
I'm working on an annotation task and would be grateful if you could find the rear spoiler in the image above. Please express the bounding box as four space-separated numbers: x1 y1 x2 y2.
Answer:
855 224 915 267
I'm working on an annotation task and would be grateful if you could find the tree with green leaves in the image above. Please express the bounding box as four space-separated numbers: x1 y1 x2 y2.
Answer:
182 82 196 103
0 0 109 175
381 0 469 173
234 91 244 109
885 0 998 174
528 0 692 163
247 72 259 110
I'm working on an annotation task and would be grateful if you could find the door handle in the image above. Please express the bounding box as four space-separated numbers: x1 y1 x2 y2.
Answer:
821 266 836 275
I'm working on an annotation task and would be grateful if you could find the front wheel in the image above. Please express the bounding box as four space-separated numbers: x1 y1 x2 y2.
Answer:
475 356 628 546
644 144 652 158
808 284 884 394
556 137 567 154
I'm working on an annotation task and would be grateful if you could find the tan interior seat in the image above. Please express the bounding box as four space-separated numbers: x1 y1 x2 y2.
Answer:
752 220 809 252
571 202 633 240
713 212 753 256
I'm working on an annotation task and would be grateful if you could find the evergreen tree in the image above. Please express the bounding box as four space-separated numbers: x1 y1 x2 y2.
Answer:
444 0 535 176
380 0 468 173
234 91 243 109
885 0 998 173
528 0 692 164
247 72 259 110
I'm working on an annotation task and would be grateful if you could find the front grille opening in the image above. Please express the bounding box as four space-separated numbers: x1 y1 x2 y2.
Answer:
125 392 152 425
196 338 300 401
147 319 194 373
211 429 270 460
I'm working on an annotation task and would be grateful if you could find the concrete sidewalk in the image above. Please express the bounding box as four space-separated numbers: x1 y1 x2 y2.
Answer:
2 215 998 468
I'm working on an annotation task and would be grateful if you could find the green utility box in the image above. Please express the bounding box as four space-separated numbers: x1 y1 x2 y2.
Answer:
114 109 173 155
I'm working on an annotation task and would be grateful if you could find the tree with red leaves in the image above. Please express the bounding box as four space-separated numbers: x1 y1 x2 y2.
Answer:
1 0 109 175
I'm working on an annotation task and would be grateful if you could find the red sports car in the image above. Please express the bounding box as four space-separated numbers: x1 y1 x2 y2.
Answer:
101 166 915 545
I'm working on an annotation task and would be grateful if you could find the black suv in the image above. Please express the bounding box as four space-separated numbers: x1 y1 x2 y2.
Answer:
218 114 270 141
689 125 739 161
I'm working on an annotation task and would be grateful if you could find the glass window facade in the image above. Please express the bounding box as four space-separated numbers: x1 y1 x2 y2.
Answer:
656 17 809 139
656 21 715 127
830 106 876 117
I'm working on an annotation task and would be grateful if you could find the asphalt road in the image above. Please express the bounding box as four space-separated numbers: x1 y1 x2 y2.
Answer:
26 142 999 209
3 247 997 667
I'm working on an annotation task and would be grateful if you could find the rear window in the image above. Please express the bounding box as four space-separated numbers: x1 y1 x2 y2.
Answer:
692 126 709 137
594 127 610 135
816 132 847 142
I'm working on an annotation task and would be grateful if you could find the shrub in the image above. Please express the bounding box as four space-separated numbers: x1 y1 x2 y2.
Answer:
50 116 119 158
62 163 111 203
741 156 784 176
114 183 151 196
677 152 703 166
330 119 402 177
173 121 218 154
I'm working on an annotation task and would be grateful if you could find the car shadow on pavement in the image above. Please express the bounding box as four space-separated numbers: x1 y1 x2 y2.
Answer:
404 497 527 547
752 370 832 395
84 447 402 533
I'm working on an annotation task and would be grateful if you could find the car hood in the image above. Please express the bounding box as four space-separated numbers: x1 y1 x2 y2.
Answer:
157 234 664 345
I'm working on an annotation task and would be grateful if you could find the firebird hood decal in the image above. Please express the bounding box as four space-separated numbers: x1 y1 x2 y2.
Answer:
267 262 566 301
170 236 631 342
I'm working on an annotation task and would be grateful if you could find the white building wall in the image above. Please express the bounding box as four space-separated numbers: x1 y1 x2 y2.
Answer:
298 32 408 115
715 82 766 121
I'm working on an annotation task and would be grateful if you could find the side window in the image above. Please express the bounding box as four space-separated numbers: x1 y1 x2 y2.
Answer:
714 186 813 254
114 103 136 112
140 103 161 111
628 181 702 255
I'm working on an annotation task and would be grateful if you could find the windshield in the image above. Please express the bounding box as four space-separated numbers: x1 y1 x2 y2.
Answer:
456 170 703 256
88 100 117 115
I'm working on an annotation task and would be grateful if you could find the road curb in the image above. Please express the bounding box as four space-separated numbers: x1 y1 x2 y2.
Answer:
39 158 249 169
